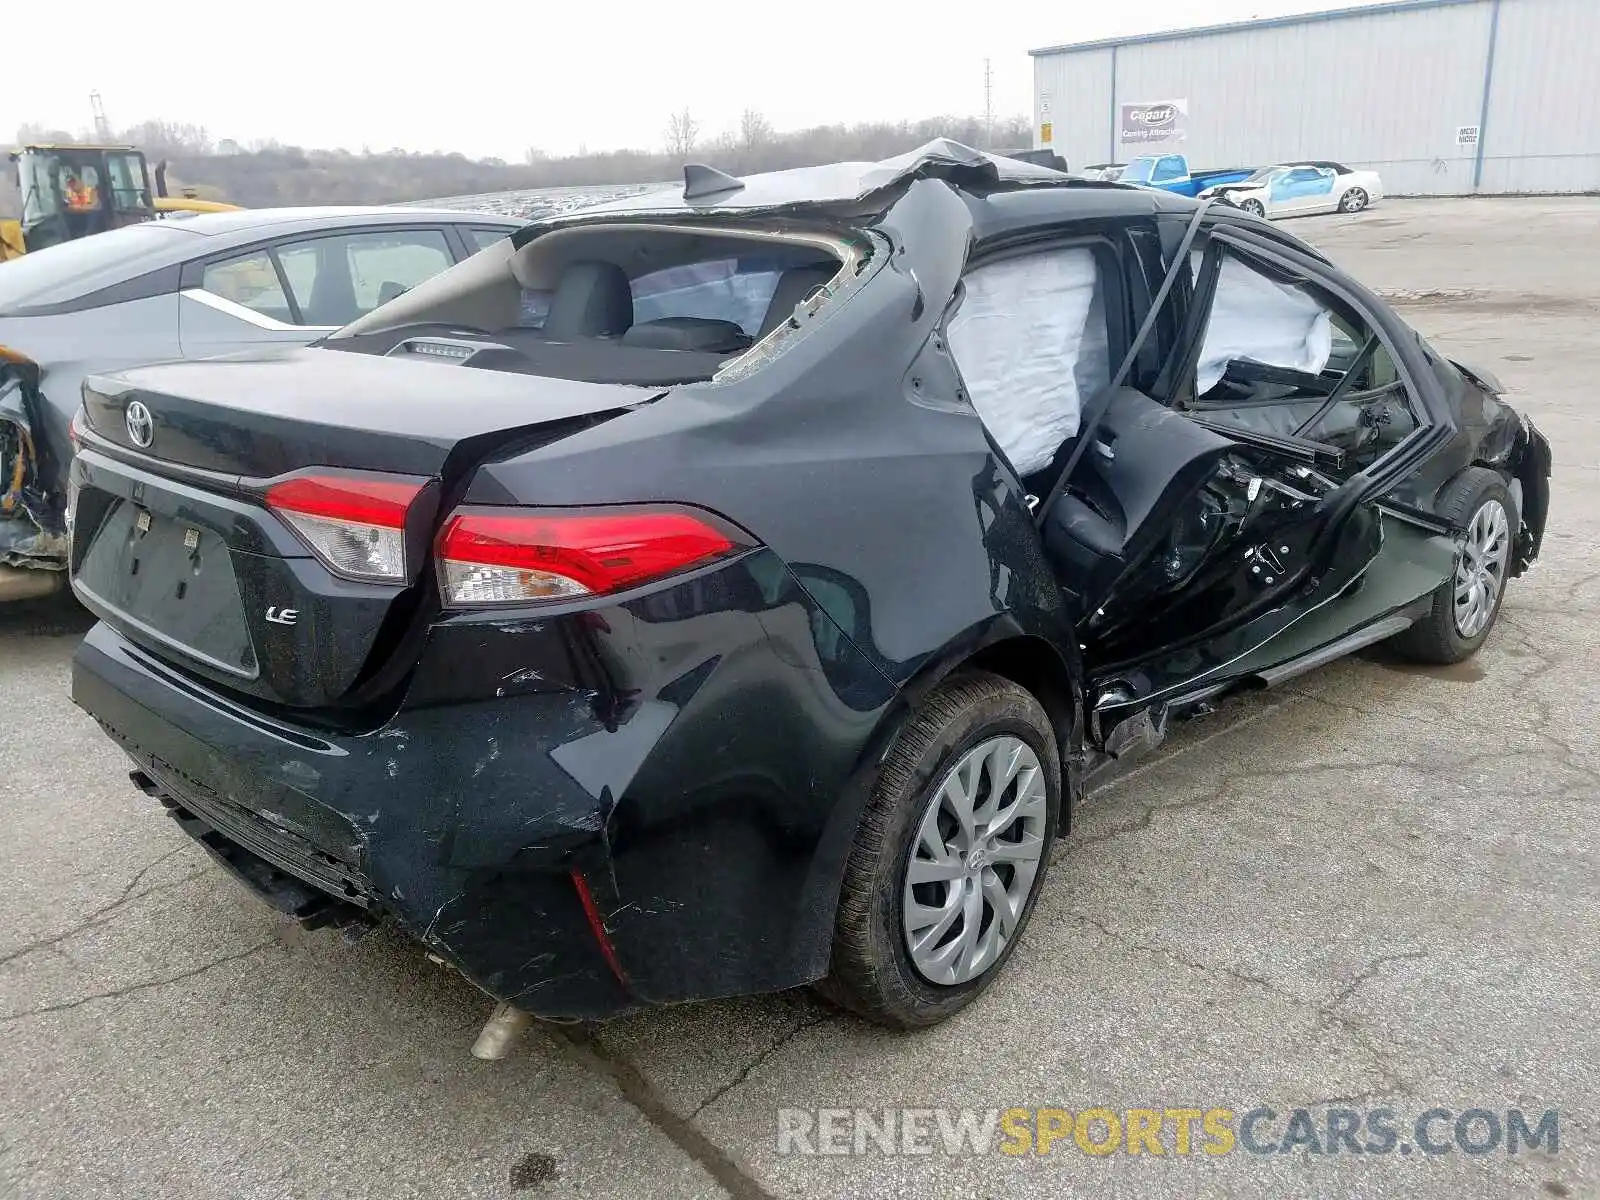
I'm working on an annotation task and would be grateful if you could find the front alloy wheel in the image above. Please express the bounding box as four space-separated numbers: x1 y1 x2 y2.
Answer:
1453 498 1511 639
902 735 1049 986
1241 199 1266 217
1339 187 1369 213
1386 467 1516 664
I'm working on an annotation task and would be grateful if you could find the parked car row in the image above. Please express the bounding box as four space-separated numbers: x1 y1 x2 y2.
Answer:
1078 154 1385 218
1197 160 1384 216
30 140 1548 1036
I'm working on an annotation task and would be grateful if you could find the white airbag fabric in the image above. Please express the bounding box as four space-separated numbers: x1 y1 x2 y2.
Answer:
1195 252 1333 394
947 247 1107 477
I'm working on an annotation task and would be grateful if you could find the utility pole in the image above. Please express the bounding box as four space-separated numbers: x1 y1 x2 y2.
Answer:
983 59 994 148
89 92 112 142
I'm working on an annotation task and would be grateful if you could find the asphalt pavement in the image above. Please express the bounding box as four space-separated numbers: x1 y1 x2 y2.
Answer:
2 197 1596 1200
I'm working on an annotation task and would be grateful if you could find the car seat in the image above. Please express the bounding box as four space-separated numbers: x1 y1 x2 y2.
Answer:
542 261 634 339
1039 388 1234 610
621 317 751 353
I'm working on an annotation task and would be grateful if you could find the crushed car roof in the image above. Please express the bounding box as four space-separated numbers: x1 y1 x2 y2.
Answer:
552 139 1081 222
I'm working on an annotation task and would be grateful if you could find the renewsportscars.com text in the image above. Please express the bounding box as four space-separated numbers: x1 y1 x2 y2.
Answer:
776 1106 1560 1158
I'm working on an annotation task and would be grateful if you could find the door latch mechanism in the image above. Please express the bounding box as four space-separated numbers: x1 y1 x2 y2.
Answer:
1244 543 1289 585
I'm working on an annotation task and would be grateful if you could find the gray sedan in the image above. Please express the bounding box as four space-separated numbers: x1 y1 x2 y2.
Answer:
0 206 524 597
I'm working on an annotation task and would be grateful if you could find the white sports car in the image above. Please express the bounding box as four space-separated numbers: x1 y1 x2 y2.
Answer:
1198 161 1384 218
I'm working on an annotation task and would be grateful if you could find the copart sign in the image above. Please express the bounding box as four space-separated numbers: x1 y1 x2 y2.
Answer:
1120 99 1188 144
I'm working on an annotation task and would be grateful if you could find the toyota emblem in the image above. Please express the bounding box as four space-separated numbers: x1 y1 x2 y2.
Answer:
125 401 154 449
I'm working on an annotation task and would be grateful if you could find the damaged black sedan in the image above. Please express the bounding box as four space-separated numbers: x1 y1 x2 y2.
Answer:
66 142 1551 1031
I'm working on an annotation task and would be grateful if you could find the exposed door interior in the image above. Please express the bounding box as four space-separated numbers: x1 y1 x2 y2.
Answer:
948 227 1433 678
1066 234 1435 673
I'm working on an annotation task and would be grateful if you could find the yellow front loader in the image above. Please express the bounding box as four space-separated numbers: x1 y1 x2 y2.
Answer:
2 145 240 261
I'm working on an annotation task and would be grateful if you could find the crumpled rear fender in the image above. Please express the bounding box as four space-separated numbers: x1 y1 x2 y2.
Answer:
1510 413 1552 575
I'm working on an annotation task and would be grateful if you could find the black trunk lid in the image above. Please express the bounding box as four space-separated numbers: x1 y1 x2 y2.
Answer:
71 346 646 709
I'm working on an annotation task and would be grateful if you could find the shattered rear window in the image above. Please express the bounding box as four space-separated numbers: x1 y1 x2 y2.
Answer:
325 223 862 388
632 258 787 337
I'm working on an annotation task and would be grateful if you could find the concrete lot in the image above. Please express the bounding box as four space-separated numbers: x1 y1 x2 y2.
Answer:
2 197 1596 1199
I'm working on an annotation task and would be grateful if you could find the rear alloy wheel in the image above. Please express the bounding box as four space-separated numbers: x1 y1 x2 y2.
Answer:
1339 187 1369 213
1241 199 1266 217
902 734 1049 986
1387 467 1516 664
818 671 1060 1028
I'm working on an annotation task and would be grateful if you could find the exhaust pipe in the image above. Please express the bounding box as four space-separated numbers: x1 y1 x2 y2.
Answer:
0 565 65 603
470 1000 533 1061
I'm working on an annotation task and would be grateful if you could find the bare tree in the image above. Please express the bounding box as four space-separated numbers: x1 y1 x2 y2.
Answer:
120 119 214 157
738 108 773 150
15 122 78 145
7 107 1037 210
664 108 699 159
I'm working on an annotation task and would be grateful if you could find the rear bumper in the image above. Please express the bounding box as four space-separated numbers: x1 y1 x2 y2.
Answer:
72 622 634 1017
71 548 897 1018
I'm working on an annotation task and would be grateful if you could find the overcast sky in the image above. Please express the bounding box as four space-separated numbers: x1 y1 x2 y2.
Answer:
6 0 1389 159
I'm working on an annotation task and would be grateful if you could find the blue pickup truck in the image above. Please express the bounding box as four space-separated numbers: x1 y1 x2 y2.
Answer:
1119 154 1256 197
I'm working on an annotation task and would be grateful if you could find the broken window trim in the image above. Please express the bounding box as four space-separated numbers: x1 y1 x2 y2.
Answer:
693 224 875 388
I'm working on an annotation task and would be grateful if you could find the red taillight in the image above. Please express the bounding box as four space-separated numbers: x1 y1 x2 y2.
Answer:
570 869 628 986
436 504 750 606
266 472 424 582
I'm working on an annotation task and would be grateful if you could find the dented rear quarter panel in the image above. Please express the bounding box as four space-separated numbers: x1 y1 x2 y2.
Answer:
74 543 899 1016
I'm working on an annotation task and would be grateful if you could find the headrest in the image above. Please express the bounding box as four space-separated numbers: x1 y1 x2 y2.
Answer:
621 317 753 354
543 260 634 338
758 263 838 338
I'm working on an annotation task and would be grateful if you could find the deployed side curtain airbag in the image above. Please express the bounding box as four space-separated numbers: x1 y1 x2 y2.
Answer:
1194 252 1332 394
947 247 1108 477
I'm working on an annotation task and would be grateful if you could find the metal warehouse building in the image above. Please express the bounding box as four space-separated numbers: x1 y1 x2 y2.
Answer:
1031 0 1600 195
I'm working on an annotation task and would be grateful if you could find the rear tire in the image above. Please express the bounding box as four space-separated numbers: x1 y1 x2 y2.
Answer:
817 671 1060 1029
1339 187 1369 213
1387 467 1515 664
